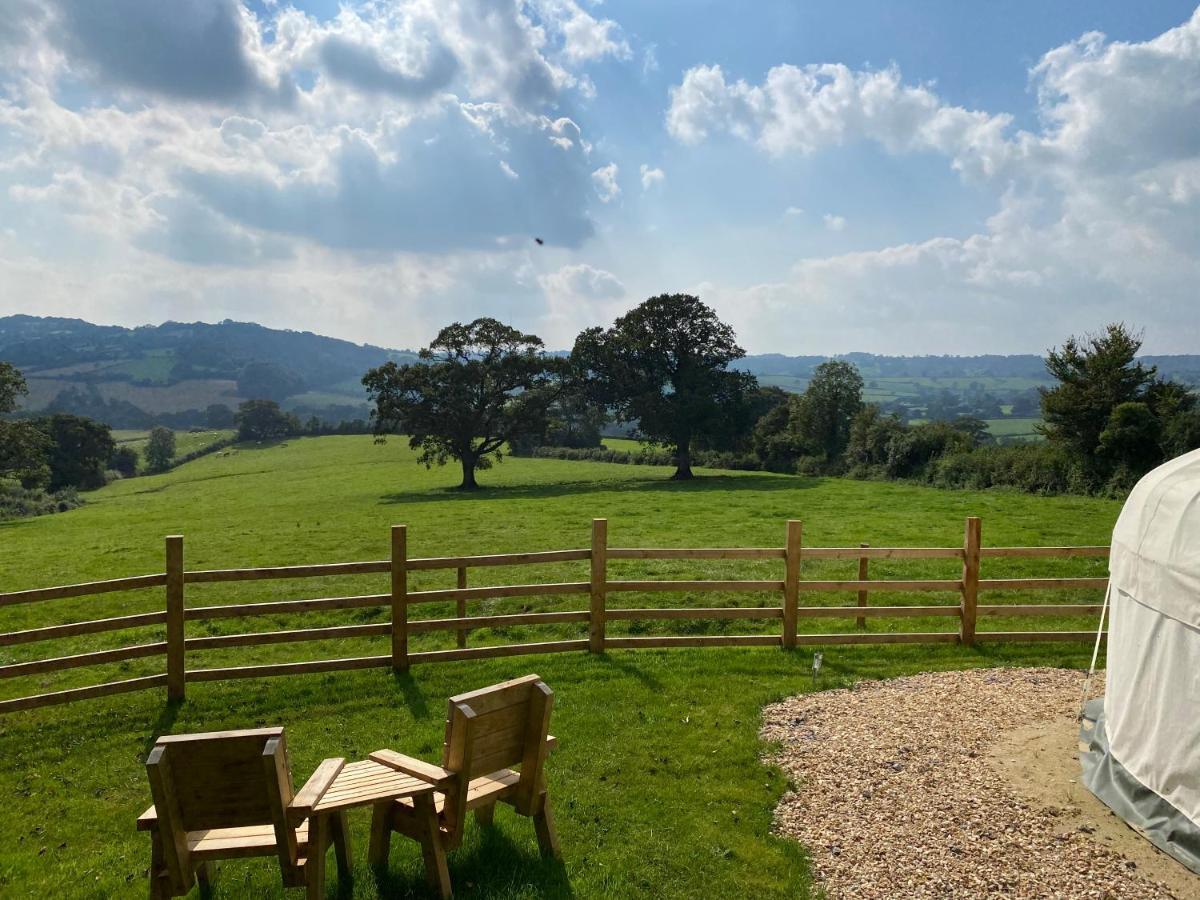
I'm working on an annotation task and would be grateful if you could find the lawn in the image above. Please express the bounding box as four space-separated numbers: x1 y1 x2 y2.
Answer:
0 436 1119 898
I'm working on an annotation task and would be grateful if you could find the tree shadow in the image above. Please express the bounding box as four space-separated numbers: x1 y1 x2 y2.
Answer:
390 670 431 718
378 472 819 506
371 823 573 899
592 652 665 691
141 697 184 755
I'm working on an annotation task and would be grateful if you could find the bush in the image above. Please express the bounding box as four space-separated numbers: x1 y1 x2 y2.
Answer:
0 481 83 520
930 443 1074 494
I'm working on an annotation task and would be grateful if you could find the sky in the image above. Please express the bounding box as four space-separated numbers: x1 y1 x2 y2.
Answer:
1 1 1198 355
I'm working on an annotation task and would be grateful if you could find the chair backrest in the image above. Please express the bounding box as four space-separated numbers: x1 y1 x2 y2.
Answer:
441 674 554 826
146 727 298 888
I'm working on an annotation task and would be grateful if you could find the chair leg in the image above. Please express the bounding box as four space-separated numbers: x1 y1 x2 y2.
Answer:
195 862 213 897
148 831 176 900
306 814 328 900
414 794 452 900
474 803 495 828
331 810 353 881
533 794 561 860
368 802 394 867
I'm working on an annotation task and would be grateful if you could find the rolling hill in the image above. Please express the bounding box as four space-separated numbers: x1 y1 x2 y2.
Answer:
3 314 1197 431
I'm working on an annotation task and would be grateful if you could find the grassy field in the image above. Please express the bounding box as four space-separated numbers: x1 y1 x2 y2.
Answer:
0 437 1118 898
112 429 235 470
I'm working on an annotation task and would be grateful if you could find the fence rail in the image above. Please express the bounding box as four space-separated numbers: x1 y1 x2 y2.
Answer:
0 517 1110 714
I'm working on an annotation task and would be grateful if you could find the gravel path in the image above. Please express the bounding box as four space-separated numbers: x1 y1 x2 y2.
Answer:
761 667 1177 899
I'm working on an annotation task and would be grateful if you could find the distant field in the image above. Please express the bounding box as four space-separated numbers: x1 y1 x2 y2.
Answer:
0 438 1114 897
757 373 1051 403
112 428 234 469
984 417 1043 440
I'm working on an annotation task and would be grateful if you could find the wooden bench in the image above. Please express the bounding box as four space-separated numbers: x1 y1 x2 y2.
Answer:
368 674 562 898
138 727 348 899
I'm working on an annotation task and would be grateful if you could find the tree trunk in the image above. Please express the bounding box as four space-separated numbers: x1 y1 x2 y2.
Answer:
459 455 479 490
671 441 694 480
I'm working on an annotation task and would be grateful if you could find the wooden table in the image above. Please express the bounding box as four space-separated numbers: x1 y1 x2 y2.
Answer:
299 758 437 897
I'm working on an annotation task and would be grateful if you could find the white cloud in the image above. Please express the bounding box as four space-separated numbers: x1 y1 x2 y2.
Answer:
667 61 1013 180
784 206 805 217
591 162 620 202
822 213 846 231
538 262 626 341
639 163 665 190
668 8 1200 353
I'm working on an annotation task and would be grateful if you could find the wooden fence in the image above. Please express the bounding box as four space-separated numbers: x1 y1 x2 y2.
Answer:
0 517 1110 714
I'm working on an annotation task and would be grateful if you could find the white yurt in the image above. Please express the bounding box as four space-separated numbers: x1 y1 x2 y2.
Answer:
1081 447 1200 873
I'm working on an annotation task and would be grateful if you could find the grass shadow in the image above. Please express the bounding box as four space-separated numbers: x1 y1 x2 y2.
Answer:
378 472 820 506
593 652 665 691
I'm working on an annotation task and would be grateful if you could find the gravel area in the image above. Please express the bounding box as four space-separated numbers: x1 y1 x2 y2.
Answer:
761 667 1179 899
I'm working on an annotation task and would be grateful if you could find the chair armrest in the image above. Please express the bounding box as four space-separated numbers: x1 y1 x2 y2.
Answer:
369 749 457 787
137 805 158 831
288 757 345 824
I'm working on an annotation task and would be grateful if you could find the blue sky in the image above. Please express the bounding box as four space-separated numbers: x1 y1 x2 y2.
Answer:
1 1 1198 355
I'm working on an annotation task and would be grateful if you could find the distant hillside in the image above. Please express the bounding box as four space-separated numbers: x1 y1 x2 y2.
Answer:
0 315 418 427
2 314 1196 430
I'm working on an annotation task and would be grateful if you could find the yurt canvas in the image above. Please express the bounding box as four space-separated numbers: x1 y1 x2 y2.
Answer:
1080 447 1200 874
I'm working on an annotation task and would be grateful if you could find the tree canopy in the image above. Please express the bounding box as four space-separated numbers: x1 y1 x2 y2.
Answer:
363 318 562 489
1040 323 1196 489
571 294 758 479
145 427 176 472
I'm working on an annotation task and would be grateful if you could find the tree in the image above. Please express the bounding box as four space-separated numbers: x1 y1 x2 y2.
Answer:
36 414 115 491
236 399 300 442
571 294 758 479
144 427 176 472
109 445 140 478
791 361 864 460
0 362 52 487
1040 323 1198 485
205 403 236 428
1098 402 1161 479
363 318 562 489
1 361 25 413
1039 324 1159 478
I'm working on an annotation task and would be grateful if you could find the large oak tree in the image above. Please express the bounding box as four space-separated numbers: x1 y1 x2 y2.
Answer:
363 318 562 489
572 294 758 479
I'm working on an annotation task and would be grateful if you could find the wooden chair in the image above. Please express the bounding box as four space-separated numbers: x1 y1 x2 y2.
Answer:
137 727 349 900
368 674 562 898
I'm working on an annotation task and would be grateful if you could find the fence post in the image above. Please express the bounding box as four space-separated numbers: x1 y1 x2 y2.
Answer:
456 567 468 649
589 518 607 653
391 525 408 671
960 517 981 646
165 535 185 702
783 520 801 649
857 543 870 629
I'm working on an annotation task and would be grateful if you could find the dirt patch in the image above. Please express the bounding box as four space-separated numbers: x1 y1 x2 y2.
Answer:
762 667 1192 898
990 718 1200 899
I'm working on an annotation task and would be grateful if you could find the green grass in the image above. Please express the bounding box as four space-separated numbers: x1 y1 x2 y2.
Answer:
0 437 1119 898
983 417 1042 439
112 429 235 471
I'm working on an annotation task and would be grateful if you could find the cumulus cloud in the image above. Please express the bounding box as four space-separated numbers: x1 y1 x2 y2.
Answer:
669 8 1200 353
538 262 626 340
823 214 846 231
639 164 665 190
48 0 297 105
318 36 458 100
667 61 1013 179
591 162 620 202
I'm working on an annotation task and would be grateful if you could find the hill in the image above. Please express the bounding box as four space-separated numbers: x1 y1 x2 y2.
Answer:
0 315 418 427
3 314 1197 431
